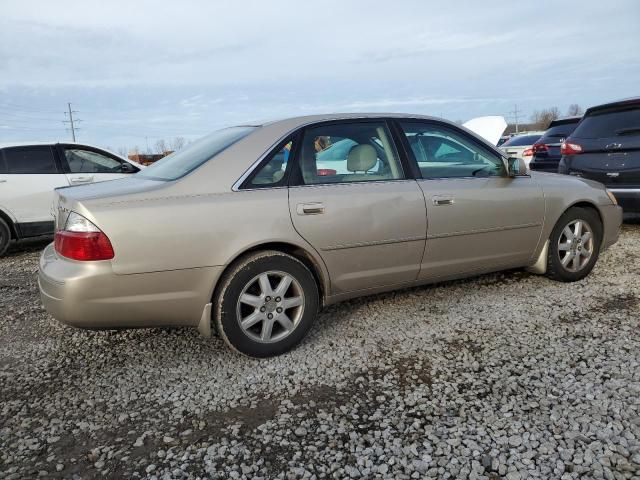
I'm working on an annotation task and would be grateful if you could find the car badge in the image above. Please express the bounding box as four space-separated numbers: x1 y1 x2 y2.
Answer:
606 172 620 177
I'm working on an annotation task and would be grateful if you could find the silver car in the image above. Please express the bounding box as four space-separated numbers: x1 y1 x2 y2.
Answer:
39 114 622 357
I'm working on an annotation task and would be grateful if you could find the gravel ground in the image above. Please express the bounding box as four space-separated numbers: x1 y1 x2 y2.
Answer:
1 224 639 480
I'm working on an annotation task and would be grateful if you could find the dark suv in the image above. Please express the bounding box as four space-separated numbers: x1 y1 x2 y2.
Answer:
559 98 640 214
529 117 581 172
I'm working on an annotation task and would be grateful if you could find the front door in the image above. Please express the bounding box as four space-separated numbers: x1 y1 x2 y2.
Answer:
396 120 544 280
288 120 427 295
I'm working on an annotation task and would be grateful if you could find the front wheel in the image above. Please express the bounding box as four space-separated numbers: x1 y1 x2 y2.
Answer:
546 207 602 282
214 251 319 358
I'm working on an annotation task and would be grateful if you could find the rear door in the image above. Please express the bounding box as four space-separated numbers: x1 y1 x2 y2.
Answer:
0 146 68 235
287 120 427 295
566 105 640 187
57 144 140 185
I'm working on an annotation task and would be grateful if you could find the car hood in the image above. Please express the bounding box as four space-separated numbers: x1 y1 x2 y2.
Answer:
463 116 508 146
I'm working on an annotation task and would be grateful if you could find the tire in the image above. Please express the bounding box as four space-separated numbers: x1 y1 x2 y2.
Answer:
214 250 319 358
546 206 602 282
0 218 11 257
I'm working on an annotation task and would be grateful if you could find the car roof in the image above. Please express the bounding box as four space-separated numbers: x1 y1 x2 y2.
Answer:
0 141 103 149
241 112 505 154
586 97 640 115
249 112 447 128
549 116 582 126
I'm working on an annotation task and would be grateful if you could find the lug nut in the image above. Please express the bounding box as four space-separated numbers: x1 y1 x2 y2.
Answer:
265 296 271 301
276 307 283 313
267 313 273 319
275 297 281 302
260 306 266 312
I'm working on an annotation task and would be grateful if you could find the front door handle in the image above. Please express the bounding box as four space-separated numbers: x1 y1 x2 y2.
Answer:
0 179 6 183
70 176 94 184
297 202 325 215
432 195 454 206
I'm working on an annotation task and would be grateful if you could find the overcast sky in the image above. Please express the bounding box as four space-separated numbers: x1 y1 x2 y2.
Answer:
1 0 638 153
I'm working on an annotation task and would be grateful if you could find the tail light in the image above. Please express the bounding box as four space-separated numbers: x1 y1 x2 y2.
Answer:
54 212 114 261
532 142 549 154
522 148 534 157
317 168 337 176
561 142 583 155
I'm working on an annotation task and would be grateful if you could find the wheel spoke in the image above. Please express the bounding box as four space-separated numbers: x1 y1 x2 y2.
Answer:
258 274 273 296
282 296 303 309
561 252 574 267
240 293 262 308
260 318 274 341
276 314 295 332
241 311 263 329
274 275 292 297
572 254 580 270
581 231 592 244
563 226 574 240
574 220 583 238
558 242 571 251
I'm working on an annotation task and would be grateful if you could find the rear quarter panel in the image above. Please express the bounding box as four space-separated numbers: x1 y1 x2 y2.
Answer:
76 187 331 294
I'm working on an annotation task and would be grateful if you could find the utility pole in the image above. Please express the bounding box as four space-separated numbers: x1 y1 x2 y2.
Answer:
63 102 81 141
509 104 522 134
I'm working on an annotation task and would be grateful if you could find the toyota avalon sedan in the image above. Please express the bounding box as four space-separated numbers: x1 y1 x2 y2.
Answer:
39 114 622 357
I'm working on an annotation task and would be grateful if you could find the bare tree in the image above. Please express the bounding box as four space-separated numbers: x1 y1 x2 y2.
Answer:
117 147 128 158
171 136 186 151
530 107 560 130
154 139 168 154
566 104 584 116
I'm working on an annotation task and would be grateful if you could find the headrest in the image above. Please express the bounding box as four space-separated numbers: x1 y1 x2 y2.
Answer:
347 144 377 172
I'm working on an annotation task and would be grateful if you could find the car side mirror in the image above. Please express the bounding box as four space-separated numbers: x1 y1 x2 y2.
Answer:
121 162 136 173
507 157 527 177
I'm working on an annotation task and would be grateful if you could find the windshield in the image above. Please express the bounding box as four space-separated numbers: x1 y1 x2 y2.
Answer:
137 126 256 180
501 134 541 147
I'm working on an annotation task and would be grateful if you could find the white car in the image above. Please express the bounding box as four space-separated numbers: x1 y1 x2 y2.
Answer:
0 142 143 256
499 132 545 167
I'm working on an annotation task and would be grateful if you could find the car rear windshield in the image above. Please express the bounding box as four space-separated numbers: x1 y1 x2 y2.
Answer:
501 134 541 147
137 126 257 181
572 106 640 139
543 122 579 138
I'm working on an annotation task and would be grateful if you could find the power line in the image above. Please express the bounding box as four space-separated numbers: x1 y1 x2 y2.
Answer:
508 104 523 134
62 102 81 142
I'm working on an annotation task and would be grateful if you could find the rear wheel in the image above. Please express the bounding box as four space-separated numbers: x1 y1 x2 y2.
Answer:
0 218 11 257
214 251 319 358
546 207 602 282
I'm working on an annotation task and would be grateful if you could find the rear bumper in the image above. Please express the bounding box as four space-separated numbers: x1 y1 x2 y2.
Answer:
529 158 560 173
38 243 223 330
600 204 623 250
609 189 640 214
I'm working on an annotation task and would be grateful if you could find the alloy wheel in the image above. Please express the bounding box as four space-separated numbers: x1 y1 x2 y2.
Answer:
236 270 305 343
557 219 594 273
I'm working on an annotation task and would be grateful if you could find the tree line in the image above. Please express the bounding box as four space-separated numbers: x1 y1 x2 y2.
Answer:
529 104 584 130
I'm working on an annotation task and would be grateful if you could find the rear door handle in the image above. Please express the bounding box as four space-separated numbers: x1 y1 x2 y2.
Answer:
70 176 94 184
297 202 325 215
432 195 454 206
0 180 6 183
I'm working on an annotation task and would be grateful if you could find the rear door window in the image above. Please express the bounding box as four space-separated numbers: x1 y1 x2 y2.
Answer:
2 146 58 174
572 107 640 139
